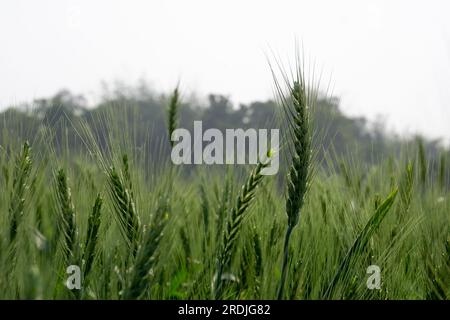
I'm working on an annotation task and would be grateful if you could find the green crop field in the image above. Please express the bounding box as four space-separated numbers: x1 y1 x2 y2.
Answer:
0 62 448 300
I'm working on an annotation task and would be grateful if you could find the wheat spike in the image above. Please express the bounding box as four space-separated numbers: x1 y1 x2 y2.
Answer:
167 86 180 147
123 203 168 299
55 169 78 266
8 142 32 243
83 193 102 278
107 166 140 256
214 160 269 299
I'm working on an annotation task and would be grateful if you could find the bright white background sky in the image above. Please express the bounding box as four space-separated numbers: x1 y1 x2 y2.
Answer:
1 0 449 142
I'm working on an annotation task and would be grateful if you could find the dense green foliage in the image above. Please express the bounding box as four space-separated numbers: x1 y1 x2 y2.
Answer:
0 78 449 300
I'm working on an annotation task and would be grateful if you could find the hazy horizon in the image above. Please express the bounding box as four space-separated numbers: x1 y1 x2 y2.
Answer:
1 0 449 143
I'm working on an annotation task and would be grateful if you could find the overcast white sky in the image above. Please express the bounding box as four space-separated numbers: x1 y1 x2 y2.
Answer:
1 0 449 142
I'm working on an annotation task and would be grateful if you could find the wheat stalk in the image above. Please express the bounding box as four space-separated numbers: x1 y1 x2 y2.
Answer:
252 230 263 297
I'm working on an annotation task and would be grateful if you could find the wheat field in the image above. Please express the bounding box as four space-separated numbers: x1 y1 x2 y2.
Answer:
0 66 448 300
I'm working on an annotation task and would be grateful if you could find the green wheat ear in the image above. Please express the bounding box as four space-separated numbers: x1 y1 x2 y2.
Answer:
123 202 169 299
417 137 427 187
214 160 270 299
167 85 180 147
107 166 140 257
122 154 132 192
399 161 414 214
285 80 311 229
273 66 314 299
8 141 32 244
83 193 102 278
55 169 78 267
